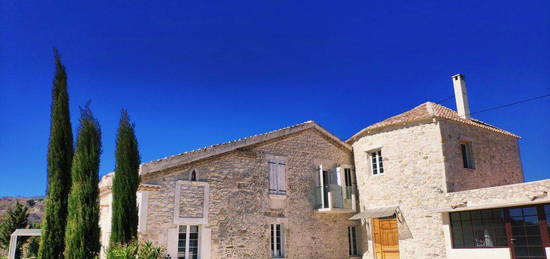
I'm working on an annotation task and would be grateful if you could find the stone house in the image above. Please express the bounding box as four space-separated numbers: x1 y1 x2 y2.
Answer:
99 74 550 259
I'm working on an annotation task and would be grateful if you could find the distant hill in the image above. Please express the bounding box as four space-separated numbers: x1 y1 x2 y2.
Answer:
0 196 45 225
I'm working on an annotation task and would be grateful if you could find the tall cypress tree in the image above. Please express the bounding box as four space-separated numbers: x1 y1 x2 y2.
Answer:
39 49 74 259
64 105 102 258
110 110 141 244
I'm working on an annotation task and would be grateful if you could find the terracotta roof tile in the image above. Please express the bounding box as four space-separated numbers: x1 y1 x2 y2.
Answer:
347 102 519 143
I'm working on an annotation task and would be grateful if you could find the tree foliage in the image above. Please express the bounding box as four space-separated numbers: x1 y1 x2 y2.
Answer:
63 106 102 258
39 48 74 259
0 202 29 251
110 110 141 244
107 241 165 259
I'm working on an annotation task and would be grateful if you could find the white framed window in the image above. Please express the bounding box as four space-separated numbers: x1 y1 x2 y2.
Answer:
370 150 384 175
268 161 286 194
178 225 200 259
348 226 359 256
271 224 285 258
460 141 475 169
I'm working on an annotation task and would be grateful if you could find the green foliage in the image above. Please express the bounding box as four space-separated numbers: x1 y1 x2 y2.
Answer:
25 200 36 208
110 110 141 244
107 241 165 259
23 236 40 258
63 106 102 259
40 48 74 259
0 202 29 252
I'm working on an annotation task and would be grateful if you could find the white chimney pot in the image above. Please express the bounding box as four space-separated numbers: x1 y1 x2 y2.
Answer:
452 74 471 119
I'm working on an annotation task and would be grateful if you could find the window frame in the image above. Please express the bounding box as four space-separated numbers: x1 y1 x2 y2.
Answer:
177 225 201 259
449 204 550 249
271 223 285 258
460 141 475 169
369 150 384 175
348 226 359 256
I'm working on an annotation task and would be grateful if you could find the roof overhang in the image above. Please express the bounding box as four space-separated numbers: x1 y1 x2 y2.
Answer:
349 206 399 220
434 198 550 213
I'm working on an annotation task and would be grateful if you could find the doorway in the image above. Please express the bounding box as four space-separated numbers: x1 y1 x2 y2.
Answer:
506 206 547 259
373 216 400 259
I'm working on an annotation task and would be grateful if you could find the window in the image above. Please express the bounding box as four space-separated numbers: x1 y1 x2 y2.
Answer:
450 209 507 248
190 170 197 181
178 225 200 259
460 142 475 169
348 226 359 256
370 150 384 175
268 161 286 194
344 168 354 199
271 224 284 258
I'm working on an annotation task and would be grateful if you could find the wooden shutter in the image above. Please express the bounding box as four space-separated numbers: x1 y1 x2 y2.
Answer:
277 163 286 192
269 162 277 192
166 228 178 258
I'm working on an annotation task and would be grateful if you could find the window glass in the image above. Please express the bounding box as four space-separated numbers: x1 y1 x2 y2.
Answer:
271 224 284 258
178 225 200 259
450 209 507 248
348 226 359 256
370 150 383 175
460 142 475 169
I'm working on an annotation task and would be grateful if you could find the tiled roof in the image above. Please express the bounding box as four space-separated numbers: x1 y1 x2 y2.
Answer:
346 102 519 143
139 121 351 176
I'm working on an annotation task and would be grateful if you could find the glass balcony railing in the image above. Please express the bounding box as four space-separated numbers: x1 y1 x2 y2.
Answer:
314 184 356 211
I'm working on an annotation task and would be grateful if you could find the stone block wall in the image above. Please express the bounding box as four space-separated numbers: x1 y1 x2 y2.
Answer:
178 185 205 218
352 121 449 259
439 119 524 192
140 129 358 259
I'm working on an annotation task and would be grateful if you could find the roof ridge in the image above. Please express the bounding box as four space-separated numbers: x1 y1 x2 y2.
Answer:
144 120 316 165
137 120 350 176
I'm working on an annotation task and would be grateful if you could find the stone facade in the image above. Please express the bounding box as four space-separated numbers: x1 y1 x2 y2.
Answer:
98 102 549 259
131 127 359 259
352 120 449 259
439 119 523 192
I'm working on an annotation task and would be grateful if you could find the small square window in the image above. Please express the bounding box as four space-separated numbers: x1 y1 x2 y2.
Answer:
460 142 475 169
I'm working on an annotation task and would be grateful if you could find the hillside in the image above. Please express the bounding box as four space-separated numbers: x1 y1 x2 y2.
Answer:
0 196 44 225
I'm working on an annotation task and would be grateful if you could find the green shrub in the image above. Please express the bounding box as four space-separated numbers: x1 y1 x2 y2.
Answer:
107 241 165 259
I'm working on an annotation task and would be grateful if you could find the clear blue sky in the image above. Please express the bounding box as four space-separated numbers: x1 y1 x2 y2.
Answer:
1 0 549 197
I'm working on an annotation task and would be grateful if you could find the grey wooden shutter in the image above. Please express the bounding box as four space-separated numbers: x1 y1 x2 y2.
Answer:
269 162 277 192
277 163 286 193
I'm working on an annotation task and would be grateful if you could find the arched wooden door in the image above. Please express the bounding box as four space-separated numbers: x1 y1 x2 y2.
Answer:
373 216 400 259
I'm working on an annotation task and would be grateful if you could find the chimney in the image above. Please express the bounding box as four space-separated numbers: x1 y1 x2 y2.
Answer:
452 74 470 119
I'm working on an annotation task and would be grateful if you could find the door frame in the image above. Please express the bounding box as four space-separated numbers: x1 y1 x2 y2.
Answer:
504 204 549 259
372 215 400 259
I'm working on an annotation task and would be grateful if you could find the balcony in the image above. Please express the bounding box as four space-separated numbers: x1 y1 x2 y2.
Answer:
314 184 357 213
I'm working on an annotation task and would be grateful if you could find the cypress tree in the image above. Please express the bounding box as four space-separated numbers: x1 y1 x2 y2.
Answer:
39 49 74 259
110 110 141 244
0 202 30 256
64 105 102 258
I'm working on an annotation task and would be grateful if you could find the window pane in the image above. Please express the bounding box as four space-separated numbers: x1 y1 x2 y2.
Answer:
449 209 506 248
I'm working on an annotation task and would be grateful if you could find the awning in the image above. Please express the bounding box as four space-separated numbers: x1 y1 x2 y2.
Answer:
349 206 398 220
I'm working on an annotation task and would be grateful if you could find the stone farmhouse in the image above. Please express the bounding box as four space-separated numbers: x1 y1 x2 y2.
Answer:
99 74 550 259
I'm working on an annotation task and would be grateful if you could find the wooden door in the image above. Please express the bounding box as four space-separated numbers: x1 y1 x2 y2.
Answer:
373 217 400 259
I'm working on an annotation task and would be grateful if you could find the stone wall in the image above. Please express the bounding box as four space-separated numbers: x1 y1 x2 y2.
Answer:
140 129 357 259
439 119 523 192
178 184 205 218
352 120 449 259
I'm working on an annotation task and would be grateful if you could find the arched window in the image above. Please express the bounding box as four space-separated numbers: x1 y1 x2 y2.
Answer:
190 170 197 181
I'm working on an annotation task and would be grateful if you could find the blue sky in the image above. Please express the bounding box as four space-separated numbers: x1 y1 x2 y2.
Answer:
1 0 549 197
